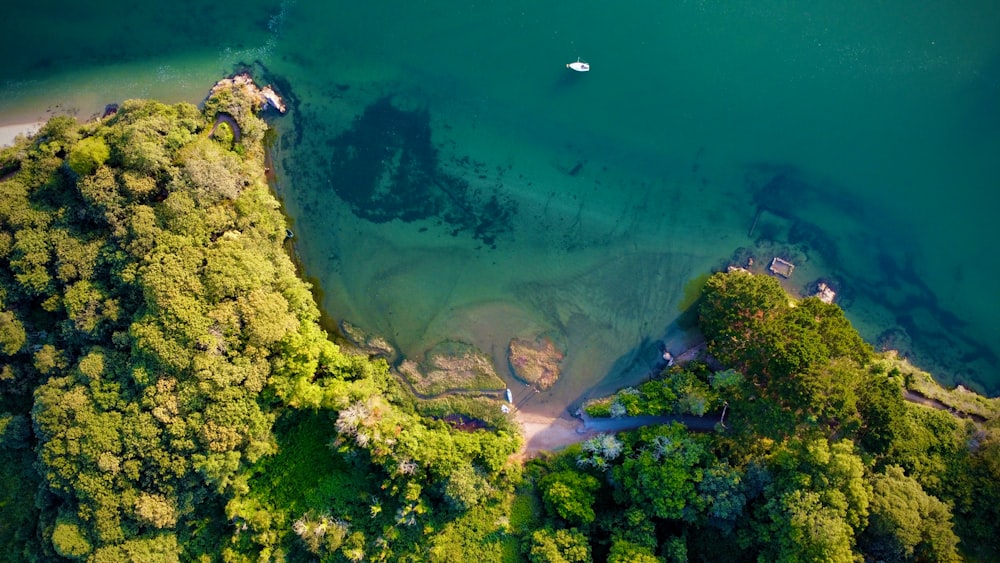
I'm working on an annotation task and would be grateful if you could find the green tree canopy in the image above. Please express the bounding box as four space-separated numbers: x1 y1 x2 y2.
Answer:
539 470 601 525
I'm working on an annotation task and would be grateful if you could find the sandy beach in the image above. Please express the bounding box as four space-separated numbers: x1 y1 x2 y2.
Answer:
514 401 721 459
516 410 590 458
0 122 43 148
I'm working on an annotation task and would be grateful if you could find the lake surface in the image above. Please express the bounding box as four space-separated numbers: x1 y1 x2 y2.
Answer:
3 1 999 409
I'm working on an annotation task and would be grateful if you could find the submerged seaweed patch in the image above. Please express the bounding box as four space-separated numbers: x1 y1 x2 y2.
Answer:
327 96 516 246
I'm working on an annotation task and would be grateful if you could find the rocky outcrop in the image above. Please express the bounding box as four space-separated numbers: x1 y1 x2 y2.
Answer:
340 320 396 359
508 336 564 390
209 73 286 113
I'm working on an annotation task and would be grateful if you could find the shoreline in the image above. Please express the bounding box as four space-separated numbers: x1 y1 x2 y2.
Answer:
0 122 44 148
514 409 589 458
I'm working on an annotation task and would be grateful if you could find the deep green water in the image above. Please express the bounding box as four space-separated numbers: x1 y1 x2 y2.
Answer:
3 1 999 409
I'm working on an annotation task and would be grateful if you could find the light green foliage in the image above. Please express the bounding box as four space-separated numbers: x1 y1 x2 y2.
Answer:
0 309 26 354
711 368 743 390
88 534 181 563
0 92 354 559
525 527 590 563
539 470 600 525
886 404 965 495
180 138 247 201
443 464 493 512
746 437 870 562
665 370 716 416
577 432 623 471
51 516 92 560
608 539 661 563
66 135 110 176
213 121 235 148
774 489 856 563
861 465 959 562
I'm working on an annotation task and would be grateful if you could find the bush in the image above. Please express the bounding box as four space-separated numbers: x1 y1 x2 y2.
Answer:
66 136 110 176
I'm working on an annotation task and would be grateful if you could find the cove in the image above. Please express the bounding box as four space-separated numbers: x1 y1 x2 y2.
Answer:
2 1 999 409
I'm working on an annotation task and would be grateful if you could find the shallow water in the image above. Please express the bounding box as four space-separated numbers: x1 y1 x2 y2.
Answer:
3 1 999 407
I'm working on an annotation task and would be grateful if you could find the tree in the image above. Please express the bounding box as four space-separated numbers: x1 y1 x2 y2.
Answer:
770 489 855 563
697 462 747 529
860 465 960 562
66 136 110 177
856 370 905 456
745 438 870 561
525 527 591 563
612 424 707 520
0 310 26 355
442 464 492 512
608 539 661 563
51 515 92 560
540 470 600 525
699 270 788 369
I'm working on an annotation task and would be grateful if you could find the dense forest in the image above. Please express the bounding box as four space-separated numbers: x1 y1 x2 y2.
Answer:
0 83 997 562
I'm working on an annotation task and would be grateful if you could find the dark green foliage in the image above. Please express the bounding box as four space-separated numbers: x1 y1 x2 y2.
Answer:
700 271 871 384
612 423 709 521
856 369 906 456
958 423 1000 558
697 461 747 529
741 438 870 563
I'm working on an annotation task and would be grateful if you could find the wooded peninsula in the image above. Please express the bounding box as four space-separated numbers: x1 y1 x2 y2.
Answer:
1 81 997 562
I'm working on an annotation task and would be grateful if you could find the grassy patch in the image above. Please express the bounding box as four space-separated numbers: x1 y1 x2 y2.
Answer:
583 397 614 417
885 353 1000 421
418 395 519 435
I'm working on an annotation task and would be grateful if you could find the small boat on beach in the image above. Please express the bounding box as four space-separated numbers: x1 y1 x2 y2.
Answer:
566 58 590 72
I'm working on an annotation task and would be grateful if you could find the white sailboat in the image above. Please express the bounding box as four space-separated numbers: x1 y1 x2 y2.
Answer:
566 57 590 72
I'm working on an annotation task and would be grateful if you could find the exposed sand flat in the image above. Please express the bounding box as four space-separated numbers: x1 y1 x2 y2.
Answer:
0 122 43 148
515 410 588 458
515 406 720 459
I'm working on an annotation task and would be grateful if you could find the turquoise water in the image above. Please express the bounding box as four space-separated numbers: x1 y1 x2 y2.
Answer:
3 2 999 408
